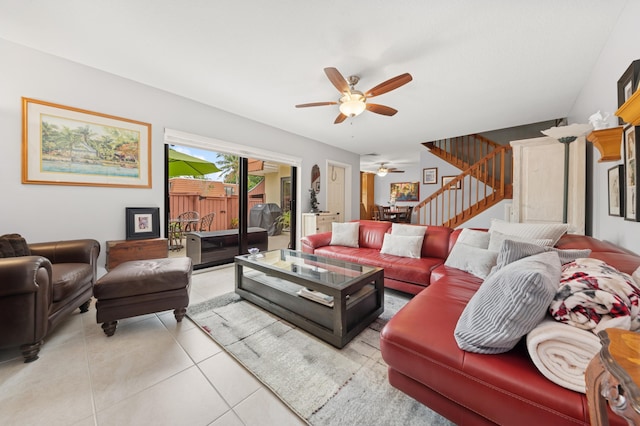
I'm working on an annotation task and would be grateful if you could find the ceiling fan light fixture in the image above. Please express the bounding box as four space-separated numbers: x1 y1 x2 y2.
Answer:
376 167 388 177
339 91 366 117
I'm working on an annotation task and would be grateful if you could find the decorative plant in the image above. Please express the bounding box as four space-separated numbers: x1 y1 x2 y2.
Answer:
309 188 319 212
230 217 239 229
275 210 291 231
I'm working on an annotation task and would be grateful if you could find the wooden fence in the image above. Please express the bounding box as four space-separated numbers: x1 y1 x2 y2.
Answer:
169 178 267 231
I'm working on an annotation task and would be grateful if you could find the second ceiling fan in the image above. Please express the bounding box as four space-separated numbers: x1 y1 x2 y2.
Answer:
296 67 412 124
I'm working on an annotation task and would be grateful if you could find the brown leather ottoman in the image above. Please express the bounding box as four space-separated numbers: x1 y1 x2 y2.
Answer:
94 257 192 336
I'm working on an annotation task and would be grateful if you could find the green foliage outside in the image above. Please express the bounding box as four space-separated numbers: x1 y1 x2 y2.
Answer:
216 153 262 190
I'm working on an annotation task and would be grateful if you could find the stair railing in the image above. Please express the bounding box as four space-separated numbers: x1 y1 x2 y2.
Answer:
415 145 512 228
422 134 502 170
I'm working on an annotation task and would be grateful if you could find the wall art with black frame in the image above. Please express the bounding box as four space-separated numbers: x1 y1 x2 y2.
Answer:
608 165 624 217
126 207 161 240
617 59 640 124
623 126 639 221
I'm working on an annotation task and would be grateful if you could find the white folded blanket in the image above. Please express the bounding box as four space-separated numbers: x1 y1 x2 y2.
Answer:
526 318 601 393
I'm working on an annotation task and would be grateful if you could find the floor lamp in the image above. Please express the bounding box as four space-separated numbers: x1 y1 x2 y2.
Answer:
541 123 593 224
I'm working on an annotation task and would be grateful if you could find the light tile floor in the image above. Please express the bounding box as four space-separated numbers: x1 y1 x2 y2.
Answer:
0 263 306 426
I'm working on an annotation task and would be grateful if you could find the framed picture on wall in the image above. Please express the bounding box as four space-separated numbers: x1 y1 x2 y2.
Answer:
390 182 419 202
623 126 639 221
442 176 461 190
608 165 624 217
617 60 640 123
422 167 437 184
22 97 152 188
126 207 160 240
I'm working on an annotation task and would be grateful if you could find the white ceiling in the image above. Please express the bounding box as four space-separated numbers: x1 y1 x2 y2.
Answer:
0 1 627 171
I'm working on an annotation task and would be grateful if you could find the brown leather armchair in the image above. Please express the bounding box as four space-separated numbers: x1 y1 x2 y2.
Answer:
0 239 100 362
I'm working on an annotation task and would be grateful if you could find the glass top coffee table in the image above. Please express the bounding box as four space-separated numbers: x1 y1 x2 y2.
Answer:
235 249 384 348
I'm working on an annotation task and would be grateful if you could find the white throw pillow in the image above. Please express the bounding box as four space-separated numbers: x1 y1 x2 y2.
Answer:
391 223 427 237
456 228 490 249
329 222 359 248
380 234 424 258
487 230 553 252
489 219 568 246
445 243 498 279
454 251 562 354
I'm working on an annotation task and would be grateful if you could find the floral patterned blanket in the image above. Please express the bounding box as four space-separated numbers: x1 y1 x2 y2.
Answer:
549 258 640 333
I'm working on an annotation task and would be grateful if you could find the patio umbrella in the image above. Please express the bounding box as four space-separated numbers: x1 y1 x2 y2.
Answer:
168 148 220 178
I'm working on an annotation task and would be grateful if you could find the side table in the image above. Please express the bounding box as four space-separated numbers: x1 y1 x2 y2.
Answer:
586 328 640 425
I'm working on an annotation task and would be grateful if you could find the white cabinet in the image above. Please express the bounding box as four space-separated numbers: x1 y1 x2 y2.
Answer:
302 212 340 237
510 136 586 234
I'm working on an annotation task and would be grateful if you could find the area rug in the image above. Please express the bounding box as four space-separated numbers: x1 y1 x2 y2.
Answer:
187 290 453 426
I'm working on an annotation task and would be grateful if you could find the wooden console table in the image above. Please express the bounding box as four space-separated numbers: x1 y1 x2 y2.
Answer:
586 328 640 425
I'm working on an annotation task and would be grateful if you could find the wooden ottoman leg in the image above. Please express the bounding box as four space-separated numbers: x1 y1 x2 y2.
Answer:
174 307 187 322
102 321 118 337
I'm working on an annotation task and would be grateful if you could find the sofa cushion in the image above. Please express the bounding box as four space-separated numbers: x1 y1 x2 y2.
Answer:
487 230 553 252
445 243 497 279
358 220 392 250
312 245 441 287
391 223 427 236
454 251 561 354
0 234 31 258
421 225 453 259
489 219 568 246
329 222 359 247
456 228 490 248
51 263 93 302
380 233 424 258
494 239 591 271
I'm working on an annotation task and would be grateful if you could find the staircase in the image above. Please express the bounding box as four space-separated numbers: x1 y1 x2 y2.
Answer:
415 135 512 228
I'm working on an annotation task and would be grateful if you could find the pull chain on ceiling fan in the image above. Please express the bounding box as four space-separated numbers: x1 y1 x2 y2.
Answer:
296 67 412 124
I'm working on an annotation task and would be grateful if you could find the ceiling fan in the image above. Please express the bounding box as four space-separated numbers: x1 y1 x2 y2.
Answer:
376 163 404 177
295 67 412 124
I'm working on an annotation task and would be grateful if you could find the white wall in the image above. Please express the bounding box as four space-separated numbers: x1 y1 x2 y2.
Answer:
0 38 360 271
567 1 640 254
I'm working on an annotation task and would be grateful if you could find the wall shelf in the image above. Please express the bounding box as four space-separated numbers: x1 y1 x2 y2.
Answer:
586 127 623 162
615 87 640 125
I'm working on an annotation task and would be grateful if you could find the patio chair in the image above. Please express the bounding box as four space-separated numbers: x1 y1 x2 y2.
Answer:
176 211 200 233
199 212 216 231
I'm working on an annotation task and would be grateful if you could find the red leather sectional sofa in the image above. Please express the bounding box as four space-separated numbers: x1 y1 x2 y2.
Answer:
302 221 640 425
301 220 452 294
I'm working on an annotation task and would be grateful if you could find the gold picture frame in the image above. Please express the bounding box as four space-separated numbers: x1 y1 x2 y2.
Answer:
22 97 152 188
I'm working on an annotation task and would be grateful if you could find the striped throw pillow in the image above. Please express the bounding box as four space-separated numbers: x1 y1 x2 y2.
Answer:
454 251 561 354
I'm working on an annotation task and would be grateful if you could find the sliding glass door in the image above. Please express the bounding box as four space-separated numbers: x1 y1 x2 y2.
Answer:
165 142 298 269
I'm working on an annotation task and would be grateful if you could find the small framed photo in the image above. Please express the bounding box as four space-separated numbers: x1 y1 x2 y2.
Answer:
422 167 437 184
617 60 640 123
442 176 461 190
126 207 160 240
608 165 624 217
623 126 639 221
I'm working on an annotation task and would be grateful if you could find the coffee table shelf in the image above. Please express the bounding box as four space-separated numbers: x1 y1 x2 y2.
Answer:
235 249 384 348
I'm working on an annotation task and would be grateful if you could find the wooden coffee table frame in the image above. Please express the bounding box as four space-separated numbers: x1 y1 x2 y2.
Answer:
235 250 384 348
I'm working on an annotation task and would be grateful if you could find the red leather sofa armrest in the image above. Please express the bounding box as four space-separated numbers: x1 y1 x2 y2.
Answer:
300 232 332 253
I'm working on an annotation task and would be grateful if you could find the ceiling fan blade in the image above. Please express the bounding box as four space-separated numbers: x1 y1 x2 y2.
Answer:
334 113 348 124
364 73 413 98
295 101 337 108
324 67 351 94
389 170 405 173
366 103 398 116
